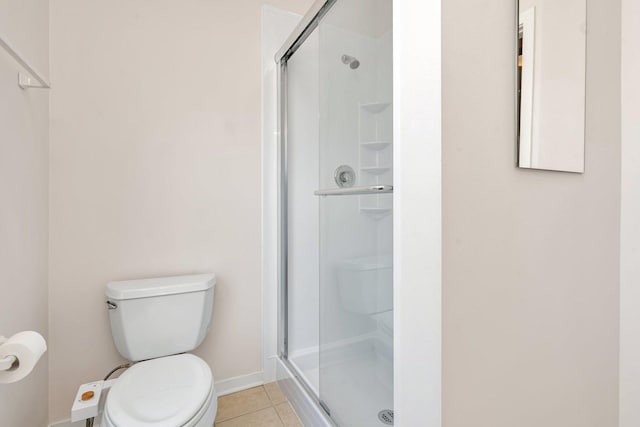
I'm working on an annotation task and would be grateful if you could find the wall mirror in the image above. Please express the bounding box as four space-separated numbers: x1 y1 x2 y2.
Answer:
517 0 587 173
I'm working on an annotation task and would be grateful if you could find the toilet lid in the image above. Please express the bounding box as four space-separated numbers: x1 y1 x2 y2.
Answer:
105 354 212 427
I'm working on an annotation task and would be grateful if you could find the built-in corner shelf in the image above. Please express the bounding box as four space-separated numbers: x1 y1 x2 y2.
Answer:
358 101 392 221
361 166 391 175
360 141 391 151
360 102 392 114
360 207 393 219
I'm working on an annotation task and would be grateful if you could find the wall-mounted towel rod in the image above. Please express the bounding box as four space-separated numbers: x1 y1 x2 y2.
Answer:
0 33 50 89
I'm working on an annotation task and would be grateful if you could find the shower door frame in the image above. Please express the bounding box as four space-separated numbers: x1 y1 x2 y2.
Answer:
274 0 337 419
270 1 443 425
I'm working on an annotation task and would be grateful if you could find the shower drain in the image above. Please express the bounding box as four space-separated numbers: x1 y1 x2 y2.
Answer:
378 409 394 425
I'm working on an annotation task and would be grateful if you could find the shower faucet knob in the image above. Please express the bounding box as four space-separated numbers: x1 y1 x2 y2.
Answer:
334 165 356 188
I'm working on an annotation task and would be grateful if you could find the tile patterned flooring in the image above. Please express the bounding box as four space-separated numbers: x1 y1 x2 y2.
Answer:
214 382 303 427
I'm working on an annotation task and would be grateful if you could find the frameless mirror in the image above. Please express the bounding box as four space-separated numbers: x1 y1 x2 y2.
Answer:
517 0 586 173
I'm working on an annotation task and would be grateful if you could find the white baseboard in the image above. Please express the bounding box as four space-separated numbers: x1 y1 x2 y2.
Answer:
263 354 278 384
49 421 84 427
49 370 266 427
214 370 265 396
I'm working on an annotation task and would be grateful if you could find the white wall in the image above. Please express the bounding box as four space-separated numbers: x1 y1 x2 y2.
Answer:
0 1 50 426
47 0 312 424
443 0 620 426
620 0 640 425
393 0 442 426
318 17 391 347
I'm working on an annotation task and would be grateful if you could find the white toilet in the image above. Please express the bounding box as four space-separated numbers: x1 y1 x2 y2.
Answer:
102 274 217 427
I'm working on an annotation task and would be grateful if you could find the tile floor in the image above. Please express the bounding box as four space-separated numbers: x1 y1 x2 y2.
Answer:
214 382 302 427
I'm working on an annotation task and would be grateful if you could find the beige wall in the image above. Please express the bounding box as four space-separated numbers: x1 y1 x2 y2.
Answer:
48 0 311 423
443 0 620 426
0 1 49 426
620 0 640 425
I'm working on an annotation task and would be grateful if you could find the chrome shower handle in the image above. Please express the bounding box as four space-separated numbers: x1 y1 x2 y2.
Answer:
314 185 393 196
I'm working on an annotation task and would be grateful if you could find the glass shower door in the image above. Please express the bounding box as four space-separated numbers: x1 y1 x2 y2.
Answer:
316 1 393 426
282 1 392 425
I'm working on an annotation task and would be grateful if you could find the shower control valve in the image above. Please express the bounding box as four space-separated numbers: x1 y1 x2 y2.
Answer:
334 165 356 188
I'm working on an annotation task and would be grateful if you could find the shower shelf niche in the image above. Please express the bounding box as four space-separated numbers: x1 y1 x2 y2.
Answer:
360 141 391 151
360 101 391 114
358 101 392 220
361 166 391 175
359 206 393 219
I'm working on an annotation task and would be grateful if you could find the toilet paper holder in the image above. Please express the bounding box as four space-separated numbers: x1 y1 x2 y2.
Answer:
0 336 18 371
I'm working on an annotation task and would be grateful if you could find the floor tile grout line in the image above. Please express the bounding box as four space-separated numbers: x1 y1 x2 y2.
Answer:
214 383 297 426
215 385 271 423
268 385 287 426
274 403 287 426
216 405 284 427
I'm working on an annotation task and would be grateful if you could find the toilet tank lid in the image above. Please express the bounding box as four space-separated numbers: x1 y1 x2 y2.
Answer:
106 273 216 300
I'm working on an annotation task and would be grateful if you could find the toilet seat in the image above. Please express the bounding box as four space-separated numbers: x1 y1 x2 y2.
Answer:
103 354 214 427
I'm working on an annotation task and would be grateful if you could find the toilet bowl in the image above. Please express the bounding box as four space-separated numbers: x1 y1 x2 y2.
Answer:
102 274 217 427
102 354 217 427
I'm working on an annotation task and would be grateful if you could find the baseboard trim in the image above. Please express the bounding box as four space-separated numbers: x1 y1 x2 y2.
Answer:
49 370 266 427
263 354 278 384
48 420 84 427
215 370 265 397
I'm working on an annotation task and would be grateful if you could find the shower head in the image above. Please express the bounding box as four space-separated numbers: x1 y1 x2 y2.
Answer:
341 54 360 69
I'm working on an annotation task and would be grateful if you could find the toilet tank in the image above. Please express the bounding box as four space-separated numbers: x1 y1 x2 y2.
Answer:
105 274 216 361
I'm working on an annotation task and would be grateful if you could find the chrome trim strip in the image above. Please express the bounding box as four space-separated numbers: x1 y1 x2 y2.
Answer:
277 60 289 359
275 0 338 63
515 0 520 166
275 0 341 424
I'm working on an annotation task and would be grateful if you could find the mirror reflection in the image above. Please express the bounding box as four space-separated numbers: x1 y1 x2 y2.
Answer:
517 0 586 173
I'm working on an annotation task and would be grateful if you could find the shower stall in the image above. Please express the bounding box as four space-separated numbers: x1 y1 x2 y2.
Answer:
275 0 393 425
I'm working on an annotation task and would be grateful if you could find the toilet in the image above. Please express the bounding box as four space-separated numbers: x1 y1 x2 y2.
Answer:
101 274 217 427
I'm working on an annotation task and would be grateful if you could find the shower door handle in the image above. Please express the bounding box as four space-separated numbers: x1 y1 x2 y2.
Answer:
314 185 393 196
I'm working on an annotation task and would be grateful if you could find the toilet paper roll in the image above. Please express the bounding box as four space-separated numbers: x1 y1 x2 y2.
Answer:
0 331 47 384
